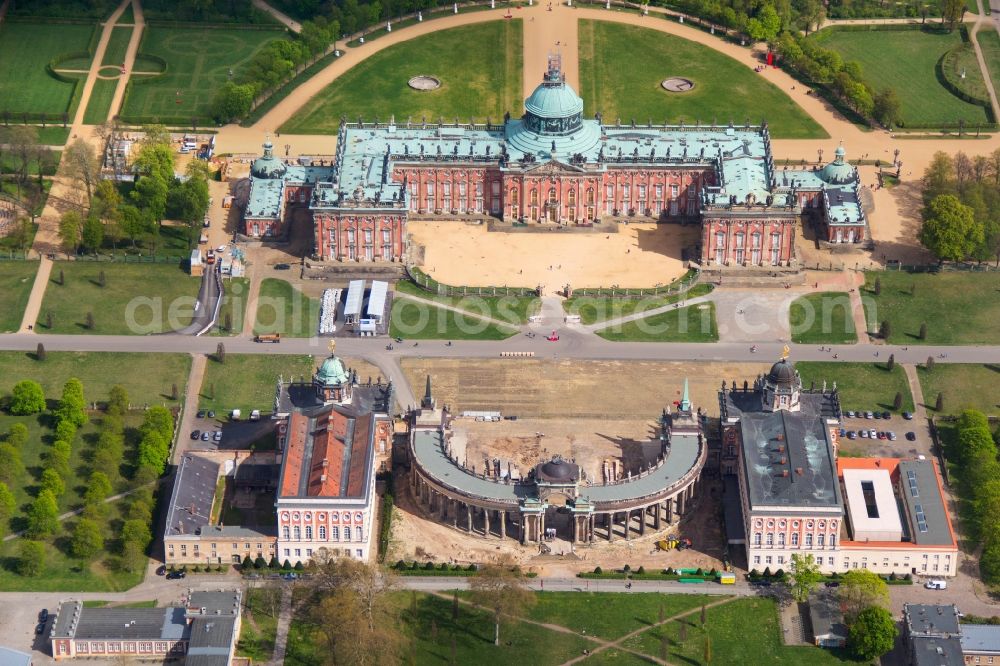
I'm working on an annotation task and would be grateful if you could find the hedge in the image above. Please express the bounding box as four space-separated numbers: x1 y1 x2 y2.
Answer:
377 472 394 563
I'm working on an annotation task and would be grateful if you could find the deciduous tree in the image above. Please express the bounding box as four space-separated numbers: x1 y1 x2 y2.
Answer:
470 553 535 646
920 194 983 262
838 569 889 622
17 540 46 577
10 379 45 415
71 517 104 560
848 606 897 660
26 489 60 539
789 553 822 602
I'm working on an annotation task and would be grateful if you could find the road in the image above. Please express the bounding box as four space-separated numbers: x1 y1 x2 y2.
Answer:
177 266 224 335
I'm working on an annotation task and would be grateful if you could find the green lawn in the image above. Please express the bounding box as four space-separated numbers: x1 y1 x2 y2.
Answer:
389 299 518 340
596 302 718 342
810 28 990 127
578 20 826 139
862 270 1000 344
0 351 190 406
101 26 133 67
795 361 914 412
789 292 857 344
524 592 714 641
0 262 39 332
237 588 281 662
0 22 95 116
38 263 200 335
623 597 862 665
286 591 594 666
281 21 523 134
215 277 250 336
122 26 287 123
976 30 1000 113
566 284 714 325
117 3 135 24
918 363 1000 415
35 126 71 145
83 78 118 125
253 278 320 337
395 280 540 326
199 354 318 415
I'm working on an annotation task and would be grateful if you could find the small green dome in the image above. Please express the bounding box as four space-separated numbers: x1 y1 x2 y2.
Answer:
251 139 287 179
819 144 855 185
525 79 584 119
316 355 348 385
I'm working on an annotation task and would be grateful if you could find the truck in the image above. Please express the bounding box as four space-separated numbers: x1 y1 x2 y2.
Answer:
254 333 281 343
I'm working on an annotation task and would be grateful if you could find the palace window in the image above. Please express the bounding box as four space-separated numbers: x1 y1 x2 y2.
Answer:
568 190 576 206
319 526 326 540
331 526 339 540
344 527 352 542
671 184 679 197
753 533 761 545
491 181 499 196
766 533 773 546
511 189 519 205
735 232 745 248
606 185 614 200
817 534 825 547
382 229 390 243
363 230 372 244
548 188 557 203
770 232 782 265
530 190 538 205
293 526 301 540
459 182 466 196
586 188 595 204
715 232 725 248
638 185 646 200
623 184 630 200
305 526 313 540
805 534 813 547
778 533 785 546
655 184 663 198
791 533 799 546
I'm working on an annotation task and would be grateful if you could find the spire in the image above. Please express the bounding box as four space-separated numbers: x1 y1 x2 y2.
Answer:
421 375 435 410
680 378 691 412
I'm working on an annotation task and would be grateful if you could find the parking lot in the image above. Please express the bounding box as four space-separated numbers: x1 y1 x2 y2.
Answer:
838 409 934 460
186 413 276 452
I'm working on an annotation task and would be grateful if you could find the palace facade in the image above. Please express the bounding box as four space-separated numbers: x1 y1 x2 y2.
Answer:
243 56 867 269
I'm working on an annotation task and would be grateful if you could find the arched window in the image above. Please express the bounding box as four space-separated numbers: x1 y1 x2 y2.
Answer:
791 533 799 546
305 526 313 540
282 526 290 540
530 189 538 205
510 189 519 205
293 526 301 540
548 188 557 203
754 533 761 545
766 533 774 546
778 533 785 546
568 189 576 206
586 188 595 205
319 526 327 540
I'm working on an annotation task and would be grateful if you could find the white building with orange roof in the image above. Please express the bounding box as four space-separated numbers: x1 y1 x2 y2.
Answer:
273 346 394 565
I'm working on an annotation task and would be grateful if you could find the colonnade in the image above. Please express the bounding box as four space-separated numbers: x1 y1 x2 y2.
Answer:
410 470 703 545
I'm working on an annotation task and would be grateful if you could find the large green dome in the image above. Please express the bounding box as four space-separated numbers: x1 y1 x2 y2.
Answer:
251 139 287 179
524 76 584 119
818 144 855 185
316 355 348 385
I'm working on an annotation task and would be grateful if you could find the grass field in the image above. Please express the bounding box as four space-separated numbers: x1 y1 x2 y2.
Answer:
862 270 1000 344
38 263 200 335
0 262 39 332
214 277 250 336
810 28 990 127
395 280 539 326
789 292 857 344
0 351 190 406
122 26 287 122
623 597 861 665
83 78 118 125
918 364 1000 415
101 26 133 67
280 21 523 134
237 588 281 662
253 278 320 337
796 361 914 412
578 20 826 139
596 302 718 342
0 22 96 116
35 126 71 145
199 354 318 414
565 284 714 325
389 299 518 340
977 30 1000 108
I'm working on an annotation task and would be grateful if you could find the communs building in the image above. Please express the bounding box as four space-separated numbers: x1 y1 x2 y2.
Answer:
722 357 957 575
242 54 868 271
49 590 241 663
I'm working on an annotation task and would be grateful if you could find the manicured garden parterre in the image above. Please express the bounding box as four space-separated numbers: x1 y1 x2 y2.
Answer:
122 25 288 123
280 21 523 134
795 361 914 413
38 262 200 335
862 270 1000 344
789 292 857 344
596 302 718 342
810 27 991 127
0 21 96 116
578 20 826 139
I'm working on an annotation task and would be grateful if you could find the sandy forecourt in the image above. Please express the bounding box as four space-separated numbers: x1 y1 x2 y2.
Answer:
409 220 698 290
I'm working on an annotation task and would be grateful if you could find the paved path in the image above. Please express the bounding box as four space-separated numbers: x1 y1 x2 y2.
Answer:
252 0 301 32
17 257 51 333
523 2 581 98
106 0 145 124
904 363 928 415
267 585 294 666
173 353 207 465
241 264 263 336
969 0 1000 122
846 273 871 344
586 294 714 332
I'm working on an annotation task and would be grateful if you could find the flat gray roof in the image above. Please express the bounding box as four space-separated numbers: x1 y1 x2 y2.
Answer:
910 637 964 666
69 607 186 640
809 591 847 642
906 604 961 636
189 590 241 616
344 279 365 317
738 409 842 510
0 646 31 666
164 454 220 538
898 460 955 547
411 428 703 509
961 624 1000 654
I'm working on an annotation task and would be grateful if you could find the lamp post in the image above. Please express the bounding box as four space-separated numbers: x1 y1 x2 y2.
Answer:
817 148 823 165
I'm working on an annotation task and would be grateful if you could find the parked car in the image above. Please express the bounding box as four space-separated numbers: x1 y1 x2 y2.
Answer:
903 412 914 420
201 431 210 441
869 429 878 439
190 430 201 440
839 428 846 437
847 431 857 440
860 430 869 438
888 432 897 441
38 609 48 623
207 410 216 418
925 579 947 590
166 571 186 580
865 411 874 419
213 431 222 442
845 410 855 418
156 565 167 576
196 410 206 418
906 432 917 441
35 623 45 635
274 263 291 270
882 411 891 419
